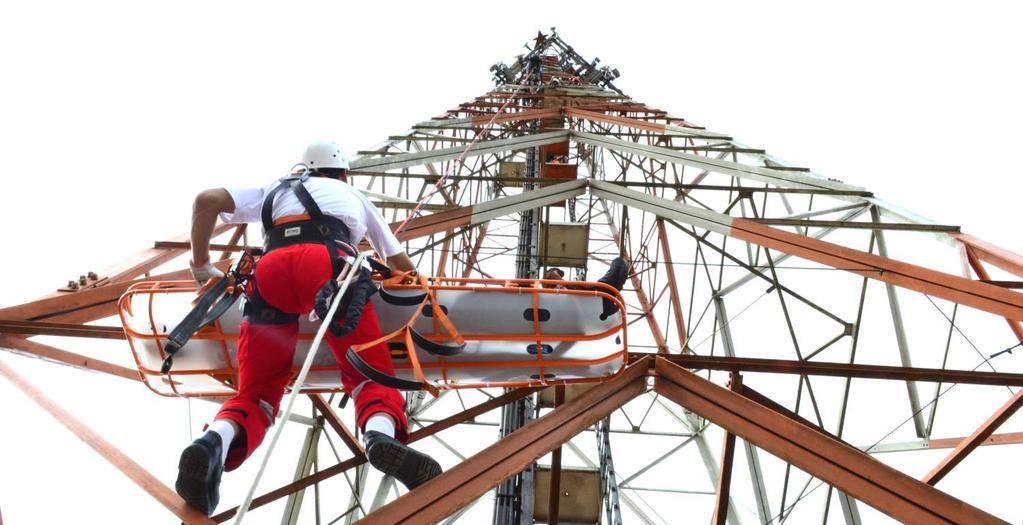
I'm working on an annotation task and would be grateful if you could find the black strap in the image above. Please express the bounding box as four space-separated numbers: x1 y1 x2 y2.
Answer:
377 288 428 306
290 177 325 219
409 327 464 356
161 277 241 373
244 286 299 325
367 257 393 278
346 347 425 391
261 175 307 234
260 173 350 279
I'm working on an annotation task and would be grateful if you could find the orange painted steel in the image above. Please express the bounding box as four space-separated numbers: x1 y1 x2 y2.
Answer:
118 275 628 397
713 374 742 525
650 353 1023 386
954 233 1023 277
962 245 1023 344
730 218 1023 321
469 107 562 127
565 107 667 133
923 431 1023 450
0 357 216 525
308 394 364 456
656 218 689 353
0 334 140 381
653 358 1006 525
923 389 1023 486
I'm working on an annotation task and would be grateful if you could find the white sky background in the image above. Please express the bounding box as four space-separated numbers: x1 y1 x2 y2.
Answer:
1 1 1023 523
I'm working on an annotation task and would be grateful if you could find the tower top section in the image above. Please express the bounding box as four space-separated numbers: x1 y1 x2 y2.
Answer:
489 29 622 93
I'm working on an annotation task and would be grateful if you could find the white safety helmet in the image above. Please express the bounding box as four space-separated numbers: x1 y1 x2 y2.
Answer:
301 141 350 170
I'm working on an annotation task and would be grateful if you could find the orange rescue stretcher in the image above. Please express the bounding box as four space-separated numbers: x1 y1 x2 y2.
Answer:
118 275 628 397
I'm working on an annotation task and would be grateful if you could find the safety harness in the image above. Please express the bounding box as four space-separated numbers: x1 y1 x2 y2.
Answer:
161 171 466 394
246 172 384 340
162 172 383 371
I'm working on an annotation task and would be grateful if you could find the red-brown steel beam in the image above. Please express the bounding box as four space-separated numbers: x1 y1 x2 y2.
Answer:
392 207 473 243
923 431 1023 450
469 107 562 127
408 387 542 442
0 320 126 339
565 107 667 133
358 359 650 524
0 263 224 323
656 218 689 353
0 357 215 525
713 374 740 525
213 387 542 522
730 218 1023 321
954 233 1023 277
212 456 365 523
0 334 139 381
642 353 1023 387
218 224 247 261
93 223 234 288
309 394 364 457
436 231 453 277
548 385 565 525
653 357 1006 524
460 223 489 279
963 246 1023 344
923 389 1023 485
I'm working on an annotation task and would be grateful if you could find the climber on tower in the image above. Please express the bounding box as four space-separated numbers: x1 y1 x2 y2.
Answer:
175 141 442 517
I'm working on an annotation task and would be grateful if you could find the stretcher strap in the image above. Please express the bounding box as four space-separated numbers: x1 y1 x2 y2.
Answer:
345 347 425 391
416 275 465 346
409 327 464 356
402 326 439 397
348 276 445 396
377 287 428 306
161 276 240 373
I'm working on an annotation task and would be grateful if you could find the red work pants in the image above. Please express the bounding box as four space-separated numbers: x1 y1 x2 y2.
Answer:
214 243 408 471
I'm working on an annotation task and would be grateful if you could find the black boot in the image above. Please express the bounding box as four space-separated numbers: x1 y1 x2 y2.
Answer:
175 432 224 517
364 431 442 490
597 257 629 320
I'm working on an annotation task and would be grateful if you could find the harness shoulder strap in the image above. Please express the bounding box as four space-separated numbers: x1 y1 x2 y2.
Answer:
289 177 326 220
261 174 308 232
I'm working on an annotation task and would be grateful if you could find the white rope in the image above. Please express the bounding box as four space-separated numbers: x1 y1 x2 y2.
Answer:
233 253 367 524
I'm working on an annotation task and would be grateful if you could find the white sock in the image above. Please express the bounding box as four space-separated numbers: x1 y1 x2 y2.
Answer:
208 419 236 465
364 413 396 440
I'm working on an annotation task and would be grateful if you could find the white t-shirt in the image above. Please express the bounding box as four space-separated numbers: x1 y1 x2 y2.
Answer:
219 176 403 258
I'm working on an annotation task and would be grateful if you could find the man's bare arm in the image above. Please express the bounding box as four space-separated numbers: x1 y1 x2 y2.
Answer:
385 252 416 274
191 188 235 266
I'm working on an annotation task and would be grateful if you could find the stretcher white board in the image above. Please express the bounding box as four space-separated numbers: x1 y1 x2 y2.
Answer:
119 278 627 397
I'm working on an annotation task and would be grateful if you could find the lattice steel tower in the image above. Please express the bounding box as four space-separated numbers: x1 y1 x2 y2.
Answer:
4 29 1023 524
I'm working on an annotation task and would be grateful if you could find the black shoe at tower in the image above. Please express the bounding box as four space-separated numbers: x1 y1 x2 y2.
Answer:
175 431 225 517
364 430 442 490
